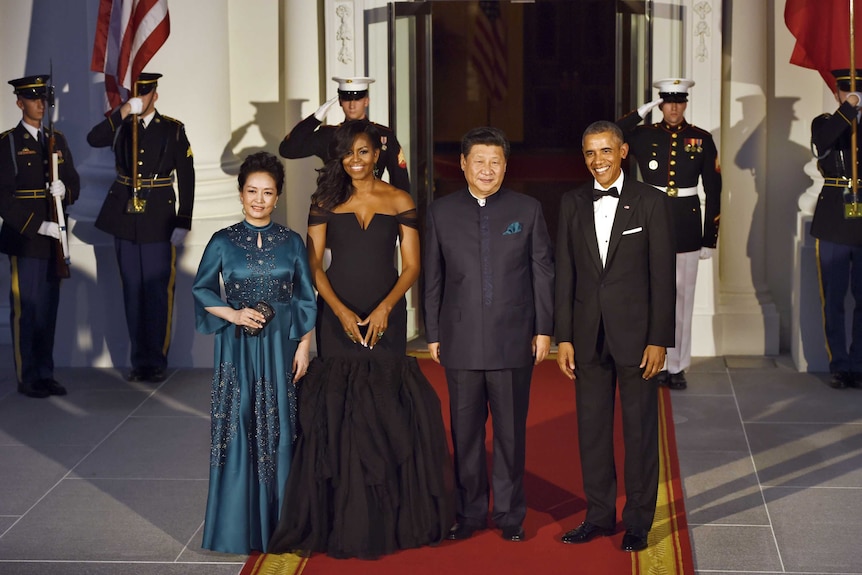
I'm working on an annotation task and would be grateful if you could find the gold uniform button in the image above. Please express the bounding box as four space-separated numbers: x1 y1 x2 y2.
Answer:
670 171 676 176
670 160 677 165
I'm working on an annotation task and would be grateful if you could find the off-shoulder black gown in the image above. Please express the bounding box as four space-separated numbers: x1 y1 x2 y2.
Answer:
268 205 454 559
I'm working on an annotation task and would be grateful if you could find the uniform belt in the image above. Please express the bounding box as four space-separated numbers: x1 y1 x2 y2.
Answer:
656 186 698 198
13 189 47 199
823 177 862 188
115 175 174 188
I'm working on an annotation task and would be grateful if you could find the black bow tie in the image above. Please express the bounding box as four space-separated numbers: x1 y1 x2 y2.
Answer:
593 187 619 201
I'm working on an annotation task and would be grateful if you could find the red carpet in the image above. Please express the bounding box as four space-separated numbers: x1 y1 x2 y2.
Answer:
242 359 694 575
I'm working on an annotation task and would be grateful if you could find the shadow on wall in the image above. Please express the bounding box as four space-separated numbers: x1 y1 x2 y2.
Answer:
221 100 297 176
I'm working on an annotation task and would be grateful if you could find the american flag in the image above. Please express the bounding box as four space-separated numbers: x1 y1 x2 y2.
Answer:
471 1 508 101
90 0 170 111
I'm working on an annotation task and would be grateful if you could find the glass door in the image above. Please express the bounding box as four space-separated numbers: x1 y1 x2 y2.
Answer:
364 2 433 341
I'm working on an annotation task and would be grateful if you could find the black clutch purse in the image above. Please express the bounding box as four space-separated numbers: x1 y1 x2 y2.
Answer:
236 301 276 337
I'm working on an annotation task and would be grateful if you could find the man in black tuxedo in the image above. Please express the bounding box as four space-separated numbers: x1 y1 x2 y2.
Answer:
424 126 554 543
555 121 675 552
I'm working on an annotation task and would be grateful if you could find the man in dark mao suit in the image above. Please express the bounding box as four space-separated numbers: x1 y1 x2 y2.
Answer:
555 121 675 553
424 126 554 543
87 72 195 383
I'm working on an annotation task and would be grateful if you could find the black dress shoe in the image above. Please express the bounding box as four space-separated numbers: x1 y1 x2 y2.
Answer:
447 523 482 540
40 378 67 396
17 381 49 398
147 369 167 383
668 371 688 390
561 521 614 544
621 528 649 552
654 370 669 386
126 368 148 382
830 371 852 389
501 525 525 541
851 372 862 389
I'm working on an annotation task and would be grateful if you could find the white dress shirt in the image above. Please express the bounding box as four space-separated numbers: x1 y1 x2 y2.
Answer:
594 172 625 267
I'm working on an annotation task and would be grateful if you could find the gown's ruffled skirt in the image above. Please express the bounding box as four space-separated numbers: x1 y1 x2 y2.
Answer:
268 355 454 559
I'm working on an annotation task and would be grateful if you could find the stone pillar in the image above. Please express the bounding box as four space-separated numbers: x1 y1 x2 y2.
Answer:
717 0 779 355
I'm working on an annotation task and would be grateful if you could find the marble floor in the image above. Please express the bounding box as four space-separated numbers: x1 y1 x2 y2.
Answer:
0 346 860 574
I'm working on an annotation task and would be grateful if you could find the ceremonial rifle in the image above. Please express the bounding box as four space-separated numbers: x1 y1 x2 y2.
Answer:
46 62 71 278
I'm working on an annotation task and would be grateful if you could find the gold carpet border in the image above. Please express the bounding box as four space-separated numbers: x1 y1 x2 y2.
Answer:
632 389 686 574
246 551 307 575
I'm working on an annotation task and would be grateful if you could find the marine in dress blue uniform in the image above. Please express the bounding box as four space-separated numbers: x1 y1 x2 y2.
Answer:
810 69 862 389
279 76 411 193
0 75 80 397
87 73 195 382
617 78 721 390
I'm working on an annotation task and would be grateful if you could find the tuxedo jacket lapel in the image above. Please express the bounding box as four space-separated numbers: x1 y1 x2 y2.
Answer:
605 184 639 268
575 191 604 274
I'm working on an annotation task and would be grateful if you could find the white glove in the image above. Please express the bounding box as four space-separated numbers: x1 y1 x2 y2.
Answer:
848 92 862 108
38 221 60 239
49 179 66 200
313 95 340 121
637 97 664 118
699 247 715 260
127 97 143 115
170 228 189 247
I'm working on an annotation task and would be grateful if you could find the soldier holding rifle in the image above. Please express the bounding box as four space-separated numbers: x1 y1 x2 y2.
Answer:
0 74 79 398
87 72 195 384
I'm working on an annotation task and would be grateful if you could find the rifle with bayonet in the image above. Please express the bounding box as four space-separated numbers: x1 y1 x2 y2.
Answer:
46 63 71 278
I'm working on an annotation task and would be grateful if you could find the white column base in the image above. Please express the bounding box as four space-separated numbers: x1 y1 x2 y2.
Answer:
715 292 780 356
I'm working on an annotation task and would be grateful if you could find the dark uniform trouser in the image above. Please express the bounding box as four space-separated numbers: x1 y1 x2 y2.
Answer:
445 365 533 529
8 256 60 384
817 239 862 373
575 320 659 533
115 238 176 372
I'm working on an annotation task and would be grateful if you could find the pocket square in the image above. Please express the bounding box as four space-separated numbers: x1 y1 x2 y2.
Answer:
503 222 522 235
622 226 643 236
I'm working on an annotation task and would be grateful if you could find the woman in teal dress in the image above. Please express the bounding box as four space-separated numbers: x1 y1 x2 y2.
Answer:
193 152 316 554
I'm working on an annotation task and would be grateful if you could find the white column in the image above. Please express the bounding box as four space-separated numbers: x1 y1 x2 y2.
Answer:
717 0 780 355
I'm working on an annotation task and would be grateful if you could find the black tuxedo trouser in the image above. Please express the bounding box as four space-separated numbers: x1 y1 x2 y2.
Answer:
445 366 533 529
574 358 659 532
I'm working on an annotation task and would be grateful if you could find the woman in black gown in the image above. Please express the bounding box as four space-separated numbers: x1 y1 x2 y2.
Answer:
268 120 453 559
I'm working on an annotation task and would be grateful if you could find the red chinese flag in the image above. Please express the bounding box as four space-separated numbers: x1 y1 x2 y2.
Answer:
91 0 170 111
785 0 862 91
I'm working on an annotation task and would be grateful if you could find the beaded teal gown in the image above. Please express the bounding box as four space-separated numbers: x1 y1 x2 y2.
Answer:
193 220 316 554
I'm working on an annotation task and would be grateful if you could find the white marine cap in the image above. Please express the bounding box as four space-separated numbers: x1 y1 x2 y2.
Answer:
332 76 375 100
653 78 695 102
